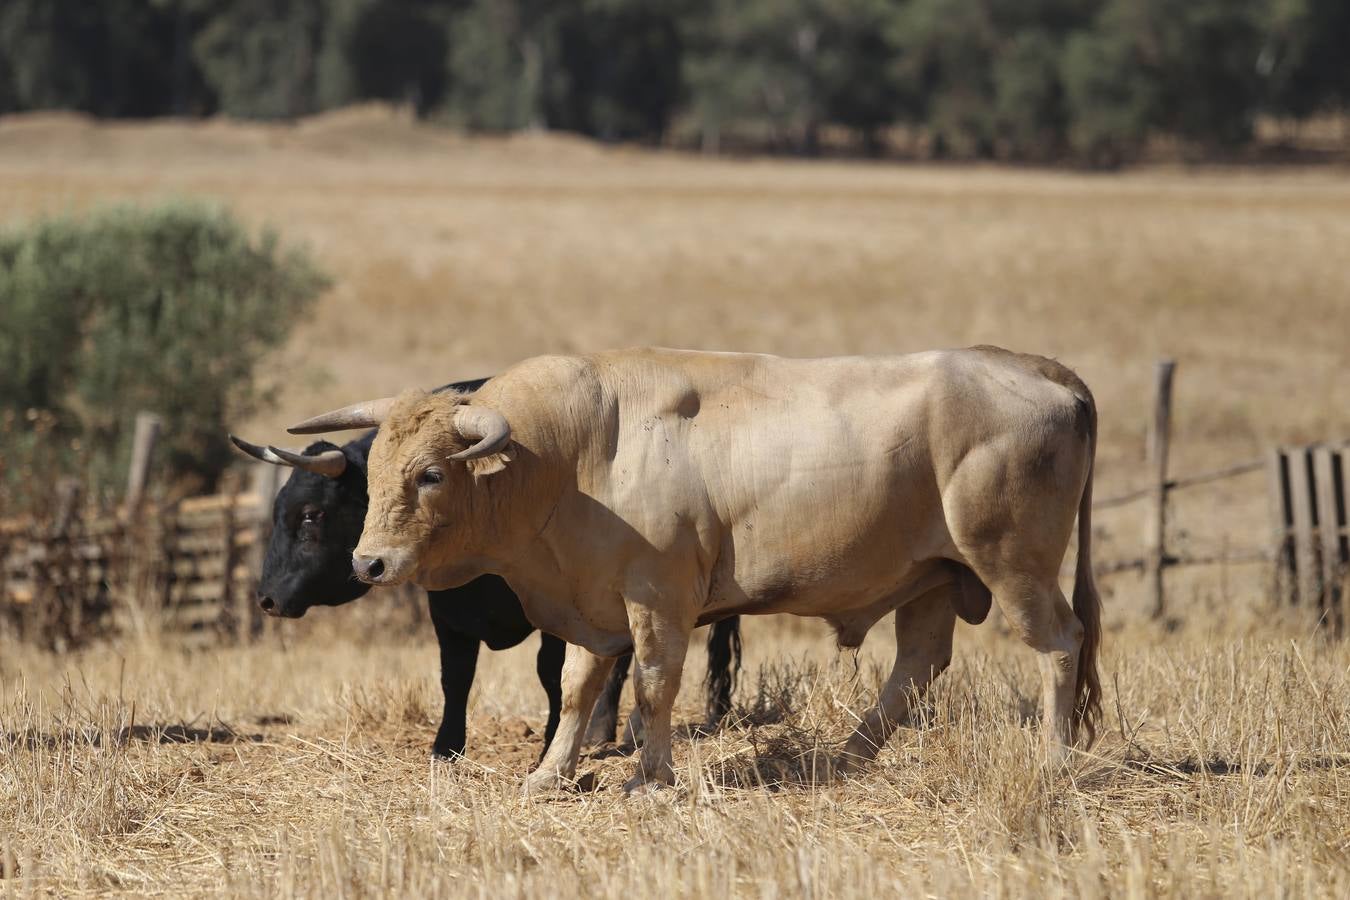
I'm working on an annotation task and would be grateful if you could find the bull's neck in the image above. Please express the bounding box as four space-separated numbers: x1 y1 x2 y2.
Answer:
435 438 567 573
441 378 589 576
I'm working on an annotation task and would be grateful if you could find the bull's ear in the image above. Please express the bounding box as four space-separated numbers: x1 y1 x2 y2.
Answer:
464 448 512 478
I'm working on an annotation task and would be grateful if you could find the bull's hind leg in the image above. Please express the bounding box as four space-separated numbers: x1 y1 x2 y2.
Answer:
951 558 1085 763
943 433 1091 765
837 586 956 773
523 645 616 795
987 574 1083 762
583 653 632 746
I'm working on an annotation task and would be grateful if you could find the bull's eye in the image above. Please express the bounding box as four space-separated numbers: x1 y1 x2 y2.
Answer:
416 467 444 488
300 508 323 526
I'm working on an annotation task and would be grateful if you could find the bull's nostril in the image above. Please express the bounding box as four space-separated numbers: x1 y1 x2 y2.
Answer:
367 558 385 580
259 596 276 611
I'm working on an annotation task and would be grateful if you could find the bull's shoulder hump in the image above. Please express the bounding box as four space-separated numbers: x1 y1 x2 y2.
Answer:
486 353 603 401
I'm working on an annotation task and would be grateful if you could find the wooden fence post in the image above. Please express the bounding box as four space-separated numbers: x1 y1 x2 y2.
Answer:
1312 446 1346 636
125 412 163 520
1267 448 1293 604
1145 359 1175 619
1286 447 1319 609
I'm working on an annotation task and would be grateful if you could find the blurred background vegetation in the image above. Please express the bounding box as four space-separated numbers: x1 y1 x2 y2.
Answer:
0 203 328 510
0 0 1346 166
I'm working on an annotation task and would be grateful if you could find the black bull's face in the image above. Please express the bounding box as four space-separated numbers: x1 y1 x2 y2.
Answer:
256 442 372 618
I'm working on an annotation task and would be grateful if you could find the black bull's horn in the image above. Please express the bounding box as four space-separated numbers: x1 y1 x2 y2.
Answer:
229 434 348 478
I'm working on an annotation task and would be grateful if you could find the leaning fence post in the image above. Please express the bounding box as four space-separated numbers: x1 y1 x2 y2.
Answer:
1267 447 1294 604
1144 359 1175 619
125 411 163 521
122 411 164 639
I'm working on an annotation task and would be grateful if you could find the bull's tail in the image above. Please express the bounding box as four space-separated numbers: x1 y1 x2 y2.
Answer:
1072 396 1103 747
703 616 742 730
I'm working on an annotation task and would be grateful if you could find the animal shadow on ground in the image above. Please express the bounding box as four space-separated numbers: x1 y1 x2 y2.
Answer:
705 723 842 791
2 721 264 750
581 719 720 762
1123 753 1350 779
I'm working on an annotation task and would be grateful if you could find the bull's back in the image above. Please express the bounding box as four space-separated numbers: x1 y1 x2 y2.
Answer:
497 346 1090 617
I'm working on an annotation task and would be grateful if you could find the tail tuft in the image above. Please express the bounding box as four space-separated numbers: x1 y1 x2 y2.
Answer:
703 617 742 729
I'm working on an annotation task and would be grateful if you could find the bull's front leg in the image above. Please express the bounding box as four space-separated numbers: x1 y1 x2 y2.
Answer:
623 602 693 793
522 643 615 795
429 612 481 760
534 633 566 756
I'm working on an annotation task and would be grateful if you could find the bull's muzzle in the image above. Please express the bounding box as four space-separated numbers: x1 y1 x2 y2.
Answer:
257 592 305 619
352 554 388 584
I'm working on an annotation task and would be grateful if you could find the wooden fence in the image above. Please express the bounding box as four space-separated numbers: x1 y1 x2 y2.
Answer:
1088 360 1346 636
1087 361 1263 611
1269 443 1348 635
0 415 280 649
0 481 275 649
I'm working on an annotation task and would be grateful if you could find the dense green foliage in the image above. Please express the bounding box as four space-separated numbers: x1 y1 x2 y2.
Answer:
0 0 1346 162
0 203 328 504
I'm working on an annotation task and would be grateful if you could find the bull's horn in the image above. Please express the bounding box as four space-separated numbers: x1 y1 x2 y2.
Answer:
230 434 290 466
267 445 348 478
287 397 394 435
229 434 349 478
450 406 512 460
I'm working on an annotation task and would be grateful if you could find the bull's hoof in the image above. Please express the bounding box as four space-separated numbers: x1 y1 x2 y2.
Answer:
827 753 868 781
583 719 618 748
622 775 672 796
521 769 574 797
1042 740 1072 770
431 748 464 763
622 763 675 795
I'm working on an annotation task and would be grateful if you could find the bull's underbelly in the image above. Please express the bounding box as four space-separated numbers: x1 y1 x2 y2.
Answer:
496 471 957 655
504 548 940 658
700 554 929 624
700 499 954 618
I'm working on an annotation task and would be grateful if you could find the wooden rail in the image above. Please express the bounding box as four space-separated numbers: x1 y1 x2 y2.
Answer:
1094 459 1266 510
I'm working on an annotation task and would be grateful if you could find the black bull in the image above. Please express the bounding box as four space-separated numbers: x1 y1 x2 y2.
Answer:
231 378 741 759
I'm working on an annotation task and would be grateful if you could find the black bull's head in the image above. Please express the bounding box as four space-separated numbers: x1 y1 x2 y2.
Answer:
228 378 488 618
228 434 374 617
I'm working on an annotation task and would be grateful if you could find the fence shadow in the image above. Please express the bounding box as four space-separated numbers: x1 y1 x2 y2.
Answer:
2 721 264 750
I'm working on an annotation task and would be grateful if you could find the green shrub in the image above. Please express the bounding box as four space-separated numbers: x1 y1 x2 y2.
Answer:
0 201 329 507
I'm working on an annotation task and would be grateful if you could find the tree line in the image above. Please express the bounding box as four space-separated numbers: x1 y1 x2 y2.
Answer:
1 0 1346 165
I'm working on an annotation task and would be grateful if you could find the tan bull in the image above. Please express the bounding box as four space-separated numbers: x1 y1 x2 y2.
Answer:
289 346 1102 793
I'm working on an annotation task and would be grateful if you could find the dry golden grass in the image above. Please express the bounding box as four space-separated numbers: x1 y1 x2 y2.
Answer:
2 108 1350 897
2 609 1348 897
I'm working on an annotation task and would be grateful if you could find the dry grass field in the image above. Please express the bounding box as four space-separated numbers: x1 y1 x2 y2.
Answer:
2 106 1350 896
